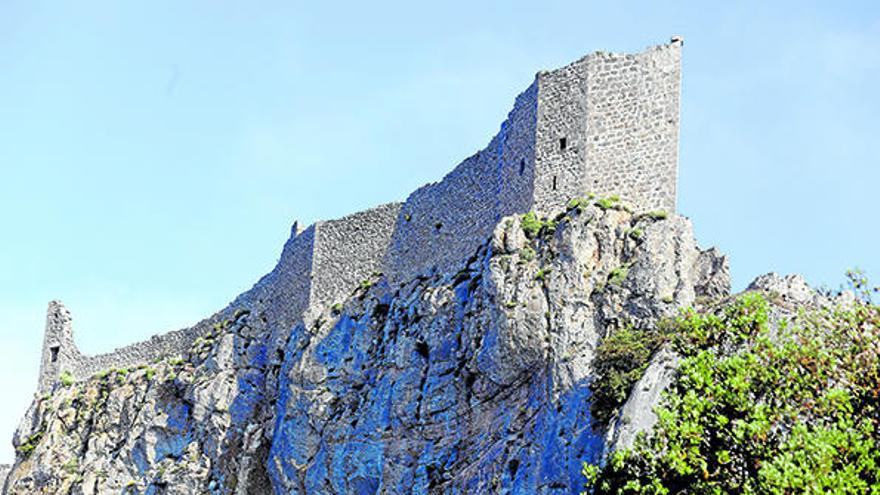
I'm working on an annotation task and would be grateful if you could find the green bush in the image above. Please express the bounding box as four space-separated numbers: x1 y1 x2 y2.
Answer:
647 210 668 220
589 326 668 426
16 430 44 457
607 265 629 287
582 289 880 494
535 268 551 282
59 370 74 387
521 211 558 239
595 195 621 211
519 247 536 263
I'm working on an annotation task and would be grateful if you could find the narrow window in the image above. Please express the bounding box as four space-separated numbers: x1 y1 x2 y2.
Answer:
559 137 567 151
519 159 525 175
50 346 60 363
552 176 557 190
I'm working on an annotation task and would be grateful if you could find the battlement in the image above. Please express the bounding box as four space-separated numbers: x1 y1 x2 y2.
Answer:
35 39 681 392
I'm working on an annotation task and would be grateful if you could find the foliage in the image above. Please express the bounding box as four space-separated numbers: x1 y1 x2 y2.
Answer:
647 210 668 220
521 211 558 239
582 288 880 494
16 430 44 457
607 265 630 287
519 247 536 263
59 370 75 387
590 326 669 426
567 194 596 213
535 268 551 282
595 195 621 211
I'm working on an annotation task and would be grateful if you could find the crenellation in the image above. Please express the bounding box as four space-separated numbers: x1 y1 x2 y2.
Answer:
34 38 682 392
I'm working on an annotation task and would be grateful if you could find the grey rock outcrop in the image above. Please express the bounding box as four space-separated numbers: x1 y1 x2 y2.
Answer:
4 205 729 494
603 347 680 454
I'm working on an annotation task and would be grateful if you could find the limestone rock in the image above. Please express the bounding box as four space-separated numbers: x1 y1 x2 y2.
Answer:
4 206 729 494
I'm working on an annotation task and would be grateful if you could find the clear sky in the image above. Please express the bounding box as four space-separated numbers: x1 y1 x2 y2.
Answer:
0 1 877 461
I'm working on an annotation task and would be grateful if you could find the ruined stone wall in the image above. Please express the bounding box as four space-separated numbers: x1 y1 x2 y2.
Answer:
40 225 318 388
236 223 316 332
311 203 401 307
33 40 681 392
532 40 680 214
581 42 680 212
37 302 80 393
533 59 590 214
496 81 539 219
386 82 539 285
0 463 10 493
70 323 210 380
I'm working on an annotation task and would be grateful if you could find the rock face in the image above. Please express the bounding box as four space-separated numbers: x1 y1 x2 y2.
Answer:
5 205 729 494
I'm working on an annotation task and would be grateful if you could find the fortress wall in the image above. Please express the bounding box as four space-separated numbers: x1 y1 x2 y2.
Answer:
386 151 498 285
72 323 210 379
48 225 318 385
582 43 681 212
1 464 10 492
533 58 590 214
387 83 540 285
497 81 539 218
241 224 316 331
33 41 682 391
38 302 81 393
310 203 401 308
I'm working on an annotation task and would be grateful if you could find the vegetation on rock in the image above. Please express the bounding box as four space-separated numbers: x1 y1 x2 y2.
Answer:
583 274 880 494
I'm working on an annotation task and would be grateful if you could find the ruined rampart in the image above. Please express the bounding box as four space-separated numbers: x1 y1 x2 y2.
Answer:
35 39 682 392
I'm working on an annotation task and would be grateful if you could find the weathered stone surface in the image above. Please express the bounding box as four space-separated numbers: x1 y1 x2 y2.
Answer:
5 205 727 494
604 346 680 454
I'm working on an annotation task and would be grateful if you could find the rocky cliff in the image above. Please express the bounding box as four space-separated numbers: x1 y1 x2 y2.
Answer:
4 201 732 494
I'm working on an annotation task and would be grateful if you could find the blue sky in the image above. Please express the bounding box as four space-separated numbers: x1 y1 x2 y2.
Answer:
0 1 877 461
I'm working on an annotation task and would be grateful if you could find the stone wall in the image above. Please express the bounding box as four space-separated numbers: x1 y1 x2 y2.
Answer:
37 302 79 393
311 203 401 307
386 81 539 285
0 463 9 493
582 43 680 212
34 40 682 392
533 58 590 214
38 224 320 390
533 41 681 214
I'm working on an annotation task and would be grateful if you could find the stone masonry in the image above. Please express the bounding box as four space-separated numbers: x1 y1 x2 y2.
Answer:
34 39 682 393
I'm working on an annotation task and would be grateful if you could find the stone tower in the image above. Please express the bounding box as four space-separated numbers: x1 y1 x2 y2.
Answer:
528 38 682 215
37 301 79 393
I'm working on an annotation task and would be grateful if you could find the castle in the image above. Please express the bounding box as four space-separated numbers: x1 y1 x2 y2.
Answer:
37 39 682 393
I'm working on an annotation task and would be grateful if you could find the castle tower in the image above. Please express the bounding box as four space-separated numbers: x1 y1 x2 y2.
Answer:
530 38 682 214
37 301 79 393
389 39 682 284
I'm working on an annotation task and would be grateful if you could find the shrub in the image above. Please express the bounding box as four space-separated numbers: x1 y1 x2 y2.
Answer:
16 430 44 457
535 268 551 282
647 210 668 220
521 211 543 239
59 370 74 387
595 196 620 210
518 247 536 263
607 265 629 287
589 326 668 425
582 290 880 494
520 212 558 239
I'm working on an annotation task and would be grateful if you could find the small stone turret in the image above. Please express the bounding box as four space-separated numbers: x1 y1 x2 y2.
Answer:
37 301 79 393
